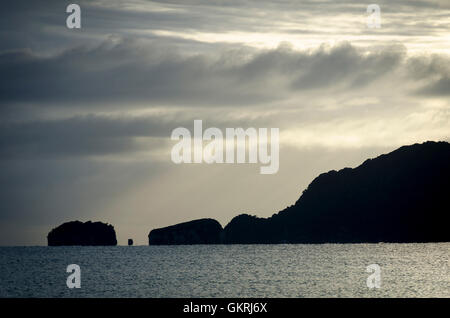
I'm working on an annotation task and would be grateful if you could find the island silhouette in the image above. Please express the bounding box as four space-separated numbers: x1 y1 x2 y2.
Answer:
149 141 450 244
47 141 450 245
47 221 117 246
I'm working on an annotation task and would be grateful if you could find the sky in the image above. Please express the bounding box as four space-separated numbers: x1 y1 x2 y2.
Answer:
0 0 449 245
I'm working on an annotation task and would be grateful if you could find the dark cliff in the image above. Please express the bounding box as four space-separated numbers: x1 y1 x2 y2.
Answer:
149 141 450 244
47 221 117 246
223 141 450 243
148 218 222 245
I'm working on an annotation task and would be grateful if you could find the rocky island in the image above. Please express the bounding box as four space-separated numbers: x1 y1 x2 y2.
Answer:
148 218 222 245
148 141 450 244
47 220 117 246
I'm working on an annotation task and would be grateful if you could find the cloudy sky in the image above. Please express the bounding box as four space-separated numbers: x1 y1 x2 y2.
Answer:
1 0 449 245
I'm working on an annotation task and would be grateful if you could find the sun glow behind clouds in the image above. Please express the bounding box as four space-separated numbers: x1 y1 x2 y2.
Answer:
132 0 450 54
1 0 450 245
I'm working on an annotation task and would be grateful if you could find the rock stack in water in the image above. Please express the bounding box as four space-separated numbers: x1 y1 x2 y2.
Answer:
47 221 117 246
148 218 222 245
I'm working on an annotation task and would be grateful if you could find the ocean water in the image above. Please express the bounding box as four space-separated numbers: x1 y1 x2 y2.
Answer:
0 244 448 298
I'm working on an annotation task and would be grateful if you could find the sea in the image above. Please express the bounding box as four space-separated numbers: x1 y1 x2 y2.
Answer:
0 243 448 297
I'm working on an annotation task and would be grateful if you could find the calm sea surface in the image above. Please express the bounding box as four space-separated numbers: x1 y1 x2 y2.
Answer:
0 244 448 297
